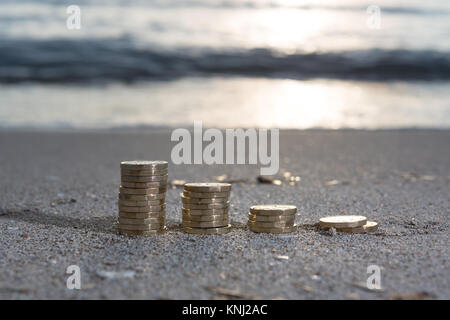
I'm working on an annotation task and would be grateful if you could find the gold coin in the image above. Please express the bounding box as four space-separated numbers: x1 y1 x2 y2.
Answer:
248 220 294 228
319 215 367 229
249 204 297 216
118 217 165 225
183 191 229 198
119 194 166 202
121 181 168 189
182 213 228 221
248 213 295 222
249 224 297 234
182 219 228 228
121 168 168 176
184 182 231 192
121 174 168 183
118 204 165 213
119 211 165 219
182 208 229 216
181 194 229 204
120 160 168 170
118 199 165 206
336 221 379 234
118 226 166 236
119 190 166 198
183 225 231 235
118 223 165 231
183 202 229 210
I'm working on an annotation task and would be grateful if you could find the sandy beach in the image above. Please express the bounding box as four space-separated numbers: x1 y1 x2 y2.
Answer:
0 129 449 299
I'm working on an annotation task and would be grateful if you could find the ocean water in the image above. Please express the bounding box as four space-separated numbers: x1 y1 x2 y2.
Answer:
0 0 449 129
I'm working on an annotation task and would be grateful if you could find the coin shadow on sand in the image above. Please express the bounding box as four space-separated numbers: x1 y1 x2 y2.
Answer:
0 208 117 235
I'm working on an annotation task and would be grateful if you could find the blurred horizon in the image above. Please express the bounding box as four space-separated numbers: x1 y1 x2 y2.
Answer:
0 0 449 129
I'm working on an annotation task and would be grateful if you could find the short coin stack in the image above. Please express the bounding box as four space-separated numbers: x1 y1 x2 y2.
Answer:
182 183 232 235
319 215 379 234
118 160 168 236
248 205 297 234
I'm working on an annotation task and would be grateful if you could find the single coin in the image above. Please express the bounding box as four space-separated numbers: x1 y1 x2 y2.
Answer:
121 181 168 189
249 224 297 234
361 221 378 232
249 204 297 216
248 220 295 228
183 191 229 198
183 225 231 235
182 219 228 228
248 213 295 222
182 208 229 216
118 223 165 231
118 204 165 213
121 168 168 176
119 211 165 219
119 217 165 225
119 186 167 195
183 202 229 210
181 194 229 204
336 221 379 234
121 174 168 183
184 182 231 192
119 191 166 199
118 199 165 206
182 213 228 222
120 160 168 170
319 215 367 229
119 194 166 202
118 226 167 236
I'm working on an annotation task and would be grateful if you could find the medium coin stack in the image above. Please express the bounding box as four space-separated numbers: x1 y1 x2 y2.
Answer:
319 215 379 234
248 205 297 234
182 183 232 235
117 160 168 236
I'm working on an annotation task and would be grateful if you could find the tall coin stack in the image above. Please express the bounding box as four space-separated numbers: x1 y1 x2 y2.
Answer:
182 183 232 235
248 205 297 234
118 160 168 236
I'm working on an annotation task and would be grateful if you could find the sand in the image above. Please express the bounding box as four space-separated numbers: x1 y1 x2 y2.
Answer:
0 129 449 299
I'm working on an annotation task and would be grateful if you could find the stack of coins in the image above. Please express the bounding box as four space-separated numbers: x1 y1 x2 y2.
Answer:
118 161 168 236
248 205 297 234
319 215 378 234
182 183 232 235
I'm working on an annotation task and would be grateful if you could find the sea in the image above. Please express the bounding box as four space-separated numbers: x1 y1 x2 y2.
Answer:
0 0 449 129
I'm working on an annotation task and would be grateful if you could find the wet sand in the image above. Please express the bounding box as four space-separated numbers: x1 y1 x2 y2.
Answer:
0 129 449 299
